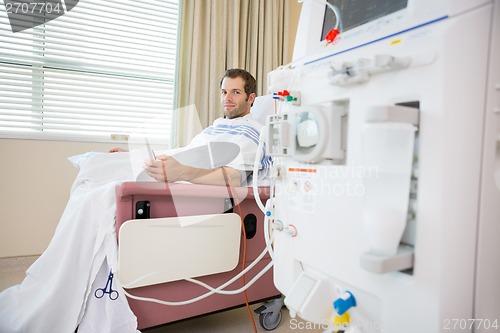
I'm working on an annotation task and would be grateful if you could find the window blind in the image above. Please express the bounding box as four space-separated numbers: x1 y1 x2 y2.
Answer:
0 0 180 143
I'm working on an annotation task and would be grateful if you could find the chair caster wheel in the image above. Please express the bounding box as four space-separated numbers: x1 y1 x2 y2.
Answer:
259 310 282 331
254 297 284 331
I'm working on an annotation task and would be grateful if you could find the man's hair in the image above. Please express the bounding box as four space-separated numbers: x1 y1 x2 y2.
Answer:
219 68 257 98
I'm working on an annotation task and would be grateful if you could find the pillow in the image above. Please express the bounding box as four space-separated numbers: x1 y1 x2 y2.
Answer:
250 94 275 125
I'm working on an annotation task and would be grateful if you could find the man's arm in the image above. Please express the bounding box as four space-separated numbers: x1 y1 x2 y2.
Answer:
144 155 243 186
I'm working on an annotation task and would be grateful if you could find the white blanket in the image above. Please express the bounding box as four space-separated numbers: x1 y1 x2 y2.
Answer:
0 115 270 332
0 152 140 333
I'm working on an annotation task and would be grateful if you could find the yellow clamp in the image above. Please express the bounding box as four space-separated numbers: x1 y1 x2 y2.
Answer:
332 312 350 332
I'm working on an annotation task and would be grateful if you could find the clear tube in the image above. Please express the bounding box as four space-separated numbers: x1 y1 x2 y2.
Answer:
120 233 275 305
324 1 343 32
121 261 274 306
252 128 267 213
263 199 275 261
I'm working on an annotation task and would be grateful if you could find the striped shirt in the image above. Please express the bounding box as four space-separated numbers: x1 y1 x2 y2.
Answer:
188 114 272 172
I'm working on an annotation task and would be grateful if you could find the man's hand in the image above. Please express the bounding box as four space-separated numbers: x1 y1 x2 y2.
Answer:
144 155 186 182
108 147 128 153
144 154 242 185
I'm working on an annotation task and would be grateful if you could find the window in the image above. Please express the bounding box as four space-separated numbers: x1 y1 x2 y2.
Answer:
0 0 180 143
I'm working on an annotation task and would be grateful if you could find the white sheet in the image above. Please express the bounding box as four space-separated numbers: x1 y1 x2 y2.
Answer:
0 152 139 333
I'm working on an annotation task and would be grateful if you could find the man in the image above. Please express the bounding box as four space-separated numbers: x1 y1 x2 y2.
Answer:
145 68 269 185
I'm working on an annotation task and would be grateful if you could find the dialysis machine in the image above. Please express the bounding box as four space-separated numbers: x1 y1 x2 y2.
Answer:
265 0 500 332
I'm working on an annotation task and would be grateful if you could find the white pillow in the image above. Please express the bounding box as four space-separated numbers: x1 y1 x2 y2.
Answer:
250 94 275 125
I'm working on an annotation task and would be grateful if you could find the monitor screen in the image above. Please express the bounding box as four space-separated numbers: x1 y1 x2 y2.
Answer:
321 0 408 39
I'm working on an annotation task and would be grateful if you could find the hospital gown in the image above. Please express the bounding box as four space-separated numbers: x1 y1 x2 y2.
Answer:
0 114 269 333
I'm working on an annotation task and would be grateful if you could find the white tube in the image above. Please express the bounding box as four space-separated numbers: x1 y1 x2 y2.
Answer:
184 260 274 295
324 1 342 31
120 235 275 305
121 233 272 289
263 199 275 261
121 261 274 306
253 128 267 213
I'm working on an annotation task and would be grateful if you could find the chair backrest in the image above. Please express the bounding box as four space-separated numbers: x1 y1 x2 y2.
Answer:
250 95 275 125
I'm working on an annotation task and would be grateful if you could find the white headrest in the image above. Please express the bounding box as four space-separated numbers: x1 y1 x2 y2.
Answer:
250 95 275 125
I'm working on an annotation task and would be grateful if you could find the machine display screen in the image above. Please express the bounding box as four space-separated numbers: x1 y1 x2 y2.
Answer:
321 0 408 38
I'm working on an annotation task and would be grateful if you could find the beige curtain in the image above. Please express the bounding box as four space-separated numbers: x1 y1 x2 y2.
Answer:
174 0 293 147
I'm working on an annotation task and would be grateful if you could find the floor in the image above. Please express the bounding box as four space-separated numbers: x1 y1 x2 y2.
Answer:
0 256 324 333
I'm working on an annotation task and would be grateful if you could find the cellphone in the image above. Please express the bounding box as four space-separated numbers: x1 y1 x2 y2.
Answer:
144 137 157 161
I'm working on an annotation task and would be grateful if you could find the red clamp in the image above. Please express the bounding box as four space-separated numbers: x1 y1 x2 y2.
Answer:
325 29 340 45
277 90 290 97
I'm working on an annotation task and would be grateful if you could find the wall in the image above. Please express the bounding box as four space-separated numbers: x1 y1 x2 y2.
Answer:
0 139 127 258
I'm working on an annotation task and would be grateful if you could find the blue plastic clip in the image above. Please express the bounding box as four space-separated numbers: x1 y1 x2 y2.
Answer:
333 291 356 315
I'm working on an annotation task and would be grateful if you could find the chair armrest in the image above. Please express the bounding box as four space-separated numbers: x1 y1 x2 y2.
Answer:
115 182 270 233
116 182 270 201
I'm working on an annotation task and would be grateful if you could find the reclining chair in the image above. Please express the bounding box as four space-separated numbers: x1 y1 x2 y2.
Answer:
114 96 282 330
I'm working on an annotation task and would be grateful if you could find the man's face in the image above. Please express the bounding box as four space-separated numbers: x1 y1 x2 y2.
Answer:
220 76 255 119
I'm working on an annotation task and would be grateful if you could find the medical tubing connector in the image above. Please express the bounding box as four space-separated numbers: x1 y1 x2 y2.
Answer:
334 291 357 316
274 220 297 237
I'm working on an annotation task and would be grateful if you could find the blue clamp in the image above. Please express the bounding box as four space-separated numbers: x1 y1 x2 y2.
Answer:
333 291 356 315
